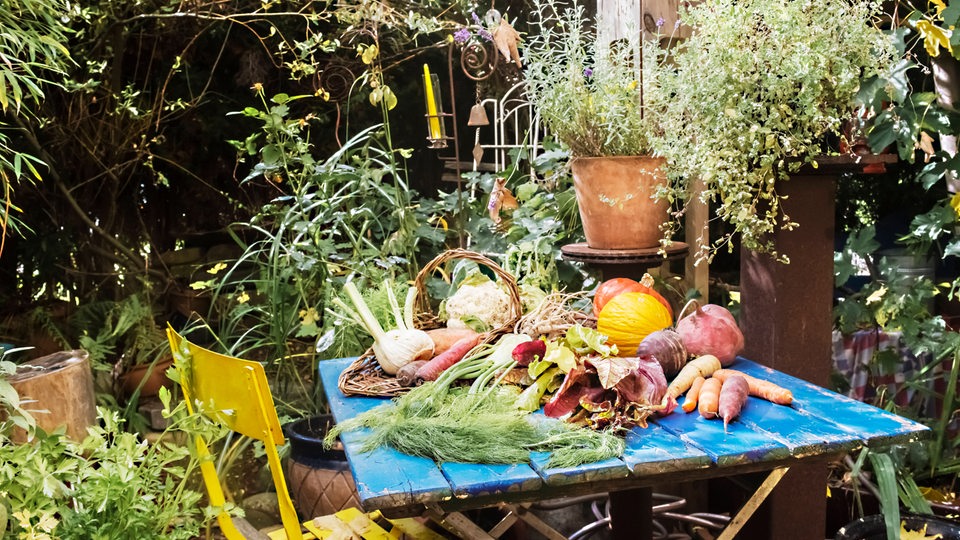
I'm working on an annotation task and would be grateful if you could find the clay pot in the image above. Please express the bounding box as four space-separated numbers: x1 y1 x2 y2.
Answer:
167 288 213 318
285 415 360 518
119 356 175 397
8 350 96 442
570 156 669 249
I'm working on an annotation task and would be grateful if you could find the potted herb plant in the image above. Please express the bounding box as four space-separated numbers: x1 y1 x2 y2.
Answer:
75 292 174 398
654 0 896 263
523 0 672 250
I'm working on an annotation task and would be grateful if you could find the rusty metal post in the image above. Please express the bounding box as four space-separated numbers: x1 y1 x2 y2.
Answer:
739 171 837 539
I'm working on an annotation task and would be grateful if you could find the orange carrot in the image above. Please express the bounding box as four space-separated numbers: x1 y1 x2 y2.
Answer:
698 377 722 419
681 376 706 413
712 369 793 406
718 375 750 431
415 333 482 381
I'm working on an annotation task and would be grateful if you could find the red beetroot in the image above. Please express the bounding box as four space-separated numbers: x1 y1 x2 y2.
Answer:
675 303 744 366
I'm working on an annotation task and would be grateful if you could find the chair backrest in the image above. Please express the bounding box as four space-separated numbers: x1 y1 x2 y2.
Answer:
166 327 304 540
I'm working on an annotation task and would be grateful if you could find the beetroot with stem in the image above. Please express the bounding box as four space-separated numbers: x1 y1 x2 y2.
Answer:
675 301 744 366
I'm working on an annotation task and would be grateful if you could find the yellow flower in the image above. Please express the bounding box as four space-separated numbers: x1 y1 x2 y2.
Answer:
237 291 250 304
299 307 319 326
627 80 638 90
917 19 952 57
207 262 227 275
931 0 948 16
951 191 960 217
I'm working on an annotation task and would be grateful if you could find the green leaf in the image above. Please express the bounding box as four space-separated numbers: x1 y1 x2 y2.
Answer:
945 238 960 258
855 75 887 112
944 1 960 26
564 324 617 357
261 144 282 166
381 85 397 110
867 112 900 154
849 225 881 255
887 58 916 103
867 451 901 539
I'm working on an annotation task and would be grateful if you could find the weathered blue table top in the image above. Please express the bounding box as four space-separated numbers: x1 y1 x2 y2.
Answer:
318 356 930 516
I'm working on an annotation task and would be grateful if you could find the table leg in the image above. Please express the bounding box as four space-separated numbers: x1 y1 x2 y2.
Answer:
716 467 789 540
609 487 653 540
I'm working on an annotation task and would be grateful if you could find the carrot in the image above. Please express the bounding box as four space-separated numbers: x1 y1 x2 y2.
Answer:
681 376 706 413
665 354 722 402
718 375 750 431
415 332 483 381
697 377 722 419
425 327 480 356
712 369 793 406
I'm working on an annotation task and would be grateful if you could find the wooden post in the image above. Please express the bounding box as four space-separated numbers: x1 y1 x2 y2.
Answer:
685 175 710 301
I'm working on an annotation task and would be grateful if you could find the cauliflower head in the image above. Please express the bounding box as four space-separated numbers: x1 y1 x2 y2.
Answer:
444 278 513 331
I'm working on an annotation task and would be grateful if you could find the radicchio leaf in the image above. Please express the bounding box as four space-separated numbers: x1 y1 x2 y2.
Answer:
544 365 602 418
585 355 637 389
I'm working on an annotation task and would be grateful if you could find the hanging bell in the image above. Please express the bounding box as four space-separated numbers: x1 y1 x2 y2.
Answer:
467 103 490 126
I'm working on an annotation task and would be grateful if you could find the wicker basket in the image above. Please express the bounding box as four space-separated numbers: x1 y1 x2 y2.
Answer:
337 249 522 397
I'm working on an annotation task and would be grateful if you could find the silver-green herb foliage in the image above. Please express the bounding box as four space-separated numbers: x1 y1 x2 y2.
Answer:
655 0 896 262
523 0 670 157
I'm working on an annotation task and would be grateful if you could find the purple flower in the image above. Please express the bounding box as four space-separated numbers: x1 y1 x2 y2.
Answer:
583 67 593 77
454 27 472 44
479 28 493 42
674 19 682 30
471 11 482 24
656 17 665 28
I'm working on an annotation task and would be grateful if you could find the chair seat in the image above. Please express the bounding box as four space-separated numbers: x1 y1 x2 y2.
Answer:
264 507 445 540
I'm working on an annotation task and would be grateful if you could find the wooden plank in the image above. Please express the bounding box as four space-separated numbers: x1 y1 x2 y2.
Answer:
528 451 631 487
319 359 453 512
684 175 709 300
653 407 791 467
440 462 543 498
621 422 712 476
319 358 389 421
730 396 864 456
339 429 453 511
729 358 932 447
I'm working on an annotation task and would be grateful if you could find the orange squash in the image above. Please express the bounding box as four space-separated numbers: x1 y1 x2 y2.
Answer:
597 292 673 355
593 278 645 316
593 275 673 318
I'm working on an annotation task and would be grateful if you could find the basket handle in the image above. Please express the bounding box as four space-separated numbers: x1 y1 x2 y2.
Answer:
411 248 522 335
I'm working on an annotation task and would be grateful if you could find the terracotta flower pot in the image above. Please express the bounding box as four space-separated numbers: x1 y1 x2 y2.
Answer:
119 356 175 397
570 156 669 249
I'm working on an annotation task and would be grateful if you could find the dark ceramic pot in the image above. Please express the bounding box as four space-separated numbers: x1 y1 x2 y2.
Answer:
284 415 359 517
835 513 960 540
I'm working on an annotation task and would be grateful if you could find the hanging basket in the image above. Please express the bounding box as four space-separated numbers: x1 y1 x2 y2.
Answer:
337 249 522 397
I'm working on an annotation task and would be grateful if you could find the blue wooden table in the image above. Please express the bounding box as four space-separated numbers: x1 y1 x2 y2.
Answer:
319 356 930 538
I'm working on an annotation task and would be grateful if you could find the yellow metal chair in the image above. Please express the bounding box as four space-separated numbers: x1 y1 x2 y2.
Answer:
166 328 442 540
